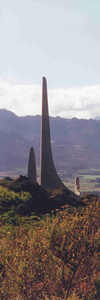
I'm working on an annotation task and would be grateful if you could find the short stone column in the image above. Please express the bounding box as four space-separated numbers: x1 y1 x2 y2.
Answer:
75 176 80 196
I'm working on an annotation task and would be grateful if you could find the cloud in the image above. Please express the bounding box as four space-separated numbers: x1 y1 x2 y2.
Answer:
49 85 100 119
0 78 100 119
1 0 100 88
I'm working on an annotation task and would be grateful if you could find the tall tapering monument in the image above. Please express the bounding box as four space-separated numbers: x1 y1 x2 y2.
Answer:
40 76 64 190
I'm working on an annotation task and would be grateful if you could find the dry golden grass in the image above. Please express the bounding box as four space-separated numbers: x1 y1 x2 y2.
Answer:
0 194 100 299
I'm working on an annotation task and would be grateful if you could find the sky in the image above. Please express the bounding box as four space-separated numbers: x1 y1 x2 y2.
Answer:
0 0 100 118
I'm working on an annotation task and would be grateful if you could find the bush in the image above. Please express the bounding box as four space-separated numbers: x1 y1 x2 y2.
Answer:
0 192 100 299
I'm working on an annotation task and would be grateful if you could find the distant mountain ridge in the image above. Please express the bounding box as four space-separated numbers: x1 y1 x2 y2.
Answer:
95 116 100 120
0 109 100 178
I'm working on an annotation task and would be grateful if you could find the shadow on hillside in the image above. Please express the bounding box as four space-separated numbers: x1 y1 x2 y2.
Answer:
0 176 85 216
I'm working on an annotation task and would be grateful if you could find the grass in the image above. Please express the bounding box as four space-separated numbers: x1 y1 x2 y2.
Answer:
0 183 100 299
79 174 100 180
78 168 100 174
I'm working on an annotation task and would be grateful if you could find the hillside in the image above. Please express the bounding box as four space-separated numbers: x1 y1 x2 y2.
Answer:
0 184 100 299
0 176 84 216
0 172 99 300
0 110 100 178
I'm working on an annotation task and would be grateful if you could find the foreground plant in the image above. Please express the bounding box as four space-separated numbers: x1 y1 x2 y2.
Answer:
0 196 100 299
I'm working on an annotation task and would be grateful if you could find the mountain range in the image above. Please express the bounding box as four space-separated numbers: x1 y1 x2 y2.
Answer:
0 109 100 179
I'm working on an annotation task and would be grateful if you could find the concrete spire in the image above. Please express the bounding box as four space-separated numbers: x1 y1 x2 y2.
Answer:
28 147 37 183
75 177 80 196
40 76 64 190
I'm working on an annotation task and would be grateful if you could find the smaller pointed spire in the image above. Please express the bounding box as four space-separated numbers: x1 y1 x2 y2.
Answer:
28 147 37 182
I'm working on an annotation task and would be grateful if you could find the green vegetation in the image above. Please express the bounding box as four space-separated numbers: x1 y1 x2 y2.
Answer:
0 186 33 221
0 183 100 299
